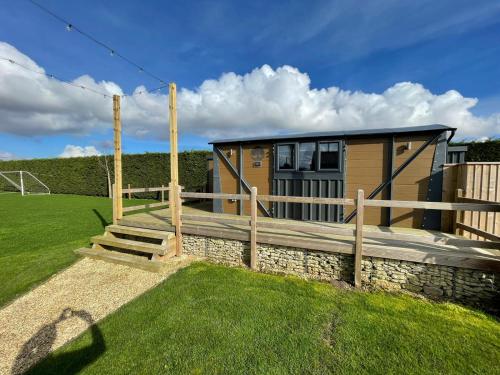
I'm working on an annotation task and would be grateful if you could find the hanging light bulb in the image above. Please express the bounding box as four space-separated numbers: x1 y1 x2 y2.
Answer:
66 24 73 31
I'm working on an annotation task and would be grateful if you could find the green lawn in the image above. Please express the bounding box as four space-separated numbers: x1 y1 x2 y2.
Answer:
0 193 153 306
29 263 500 375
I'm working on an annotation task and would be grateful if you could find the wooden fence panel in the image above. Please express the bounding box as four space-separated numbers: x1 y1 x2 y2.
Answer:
443 163 500 240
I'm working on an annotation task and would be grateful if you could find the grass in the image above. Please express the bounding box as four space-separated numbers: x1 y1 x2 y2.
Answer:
0 193 153 306
29 263 500 375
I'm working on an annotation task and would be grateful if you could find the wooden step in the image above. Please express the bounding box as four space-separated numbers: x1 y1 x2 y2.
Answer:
106 224 174 240
75 248 166 272
91 235 168 255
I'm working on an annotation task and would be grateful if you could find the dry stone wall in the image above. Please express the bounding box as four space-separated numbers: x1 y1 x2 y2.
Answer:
182 235 499 308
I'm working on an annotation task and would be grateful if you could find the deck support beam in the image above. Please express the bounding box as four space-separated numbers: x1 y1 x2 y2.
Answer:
250 186 258 269
354 189 364 288
169 83 182 256
113 95 123 224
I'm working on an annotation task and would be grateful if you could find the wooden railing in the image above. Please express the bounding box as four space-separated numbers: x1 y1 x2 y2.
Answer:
178 189 500 288
455 188 500 242
121 185 170 213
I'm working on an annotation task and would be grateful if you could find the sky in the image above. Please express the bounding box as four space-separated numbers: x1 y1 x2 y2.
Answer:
0 0 499 160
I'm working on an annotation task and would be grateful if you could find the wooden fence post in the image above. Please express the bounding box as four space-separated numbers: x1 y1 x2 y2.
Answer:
161 184 165 203
169 182 176 226
250 186 258 270
354 189 364 288
112 183 117 225
113 95 123 222
175 184 183 256
454 188 464 235
127 184 131 200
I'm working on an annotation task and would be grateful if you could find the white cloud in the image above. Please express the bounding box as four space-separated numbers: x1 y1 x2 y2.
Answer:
0 41 499 142
59 145 101 158
0 151 18 160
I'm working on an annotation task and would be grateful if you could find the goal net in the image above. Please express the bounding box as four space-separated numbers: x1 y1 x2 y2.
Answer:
0 171 50 195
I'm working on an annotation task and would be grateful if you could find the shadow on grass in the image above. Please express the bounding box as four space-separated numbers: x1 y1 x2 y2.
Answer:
13 308 106 375
92 209 109 229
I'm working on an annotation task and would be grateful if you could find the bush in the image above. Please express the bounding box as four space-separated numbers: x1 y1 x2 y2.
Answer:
0 151 211 197
451 139 500 162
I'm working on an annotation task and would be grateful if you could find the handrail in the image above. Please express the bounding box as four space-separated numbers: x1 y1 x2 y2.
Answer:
181 192 250 200
258 194 354 206
123 186 170 194
363 199 500 212
177 191 500 213
123 202 169 213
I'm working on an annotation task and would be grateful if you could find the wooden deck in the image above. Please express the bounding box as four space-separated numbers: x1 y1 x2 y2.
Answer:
119 204 500 272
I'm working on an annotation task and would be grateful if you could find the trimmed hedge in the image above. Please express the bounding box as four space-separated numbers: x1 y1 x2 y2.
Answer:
0 151 211 197
451 140 500 162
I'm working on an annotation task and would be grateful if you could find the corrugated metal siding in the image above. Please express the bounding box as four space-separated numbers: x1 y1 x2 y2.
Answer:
272 178 344 221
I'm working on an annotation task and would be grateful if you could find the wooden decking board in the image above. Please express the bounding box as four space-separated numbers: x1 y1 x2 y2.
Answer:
117 205 500 272
74 248 166 272
106 224 174 240
91 235 167 255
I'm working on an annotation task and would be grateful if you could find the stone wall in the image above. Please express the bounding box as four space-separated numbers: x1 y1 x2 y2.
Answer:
182 235 499 308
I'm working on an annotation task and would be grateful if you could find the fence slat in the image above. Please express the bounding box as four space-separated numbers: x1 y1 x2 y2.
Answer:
123 186 170 194
123 202 168 213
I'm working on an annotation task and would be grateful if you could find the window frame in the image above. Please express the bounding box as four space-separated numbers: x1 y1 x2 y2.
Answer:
297 141 317 172
318 140 341 171
276 143 297 171
275 140 342 172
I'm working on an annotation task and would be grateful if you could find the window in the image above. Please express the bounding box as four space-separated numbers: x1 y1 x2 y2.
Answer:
319 142 339 170
278 144 295 170
298 142 316 171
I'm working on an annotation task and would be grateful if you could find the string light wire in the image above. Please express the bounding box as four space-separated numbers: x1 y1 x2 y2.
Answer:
0 57 169 99
28 0 167 85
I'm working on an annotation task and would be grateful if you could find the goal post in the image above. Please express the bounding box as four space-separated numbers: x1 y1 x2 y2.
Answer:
0 171 50 195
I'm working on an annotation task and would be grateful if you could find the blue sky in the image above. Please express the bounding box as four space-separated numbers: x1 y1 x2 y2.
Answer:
0 0 499 159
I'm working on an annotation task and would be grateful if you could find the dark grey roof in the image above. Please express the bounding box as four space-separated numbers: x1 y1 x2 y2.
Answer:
209 124 456 144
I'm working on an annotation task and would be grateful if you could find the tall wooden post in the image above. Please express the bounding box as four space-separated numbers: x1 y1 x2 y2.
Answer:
250 186 258 269
169 83 182 255
113 95 123 224
175 184 183 256
354 189 364 288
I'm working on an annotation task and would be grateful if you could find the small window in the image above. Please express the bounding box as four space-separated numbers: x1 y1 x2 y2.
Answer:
298 142 316 171
278 144 295 170
319 142 339 170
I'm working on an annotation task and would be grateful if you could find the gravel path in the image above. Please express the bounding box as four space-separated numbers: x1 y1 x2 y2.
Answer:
0 257 194 375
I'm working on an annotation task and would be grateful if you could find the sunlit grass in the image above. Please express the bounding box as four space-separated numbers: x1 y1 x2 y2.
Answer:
0 193 153 306
30 263 500 375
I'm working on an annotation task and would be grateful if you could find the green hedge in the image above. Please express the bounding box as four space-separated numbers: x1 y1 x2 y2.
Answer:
0 151 211 197
451 140 500 162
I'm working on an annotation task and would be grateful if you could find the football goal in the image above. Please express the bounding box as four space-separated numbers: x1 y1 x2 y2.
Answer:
0 171 50 195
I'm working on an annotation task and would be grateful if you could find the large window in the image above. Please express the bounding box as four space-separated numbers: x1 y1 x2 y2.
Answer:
298 142 316 171
278 144 295 170
319 142 339 170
